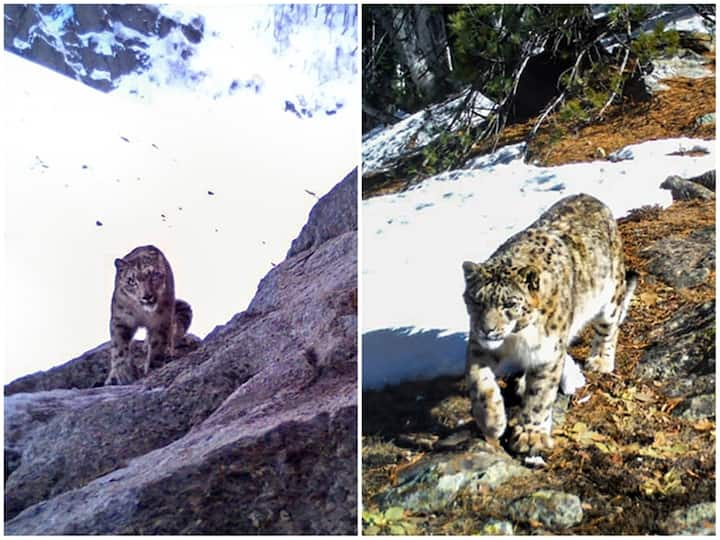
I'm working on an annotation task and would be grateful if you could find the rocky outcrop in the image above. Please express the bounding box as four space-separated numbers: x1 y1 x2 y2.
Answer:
4 4 203 92
4 337 200 396
288 169 358 258
641 227 715 289
373 439 527 514
635 300 715 421
4 170 358 535
661 170 716 202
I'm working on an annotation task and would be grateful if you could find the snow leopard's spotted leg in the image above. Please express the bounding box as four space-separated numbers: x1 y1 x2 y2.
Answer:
146 319 173 374
508 343 564 455
586 271 638 373
466 342 506 442
106 322 139 385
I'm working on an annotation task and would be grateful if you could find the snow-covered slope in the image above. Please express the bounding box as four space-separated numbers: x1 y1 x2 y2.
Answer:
5 4 357 117
3 4 358 383
362 138 715 389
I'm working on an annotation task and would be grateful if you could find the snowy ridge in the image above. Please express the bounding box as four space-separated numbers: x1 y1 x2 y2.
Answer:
6 4 358 116
362 137 715 389
362 88 494 175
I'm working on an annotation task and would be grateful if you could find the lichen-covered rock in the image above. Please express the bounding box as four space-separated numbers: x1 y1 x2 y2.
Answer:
508 489 583 530
672 394 716 421
641 228 715 288
687 170 716 191
646 49 714 93
635 301 714 383
374 442 527 513
659 502 715 535
635 301 714 422
661 175 715 201
479 519 514 535
4 172 357 535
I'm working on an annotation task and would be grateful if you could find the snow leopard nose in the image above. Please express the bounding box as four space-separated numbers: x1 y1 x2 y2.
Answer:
141 293 156 305
479 311 503 336
481 326 503 340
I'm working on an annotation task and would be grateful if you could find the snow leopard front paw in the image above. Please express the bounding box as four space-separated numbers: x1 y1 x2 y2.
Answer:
105 360 140 386
507 423 554 456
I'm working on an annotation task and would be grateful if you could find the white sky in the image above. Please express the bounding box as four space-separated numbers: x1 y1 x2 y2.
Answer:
2 5 358 383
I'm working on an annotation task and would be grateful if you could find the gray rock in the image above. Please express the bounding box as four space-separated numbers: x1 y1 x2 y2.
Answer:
287 169 357 258
4 173 357 535
374 442 527 513
663 373 715 399
508 489 583 530
646 50 714 93
673 393 715 421
687 169 716 191
661 175 715 201
635 301 715 400
4 335 200 396
659 502 715 535
641 228 715 288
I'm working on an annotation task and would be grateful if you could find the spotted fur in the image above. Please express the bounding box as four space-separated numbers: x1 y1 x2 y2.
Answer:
106 245 192 385
462 194 636 456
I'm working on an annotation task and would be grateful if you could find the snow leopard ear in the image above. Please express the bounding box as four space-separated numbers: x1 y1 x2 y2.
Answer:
114 258 128 272
462 261 481 281
521 266 540 292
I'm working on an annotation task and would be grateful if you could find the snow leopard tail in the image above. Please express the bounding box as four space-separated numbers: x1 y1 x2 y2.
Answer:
174 299 193 336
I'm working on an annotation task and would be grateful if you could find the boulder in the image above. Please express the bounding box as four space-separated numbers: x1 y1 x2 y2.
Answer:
641 228 715 289
373 440 528 513
661 172 715 202
659 502 715 535
635 301 715 420
508 489 584 530
4 171 358 535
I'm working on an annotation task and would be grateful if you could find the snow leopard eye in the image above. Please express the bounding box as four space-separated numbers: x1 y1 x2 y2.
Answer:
503 299 519 309
126 276 138 288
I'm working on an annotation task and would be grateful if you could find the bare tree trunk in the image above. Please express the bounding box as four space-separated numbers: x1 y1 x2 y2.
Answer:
380 5 451 102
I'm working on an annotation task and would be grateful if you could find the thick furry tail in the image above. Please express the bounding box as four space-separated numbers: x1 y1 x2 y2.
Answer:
619 270 639 324
174 299 193 336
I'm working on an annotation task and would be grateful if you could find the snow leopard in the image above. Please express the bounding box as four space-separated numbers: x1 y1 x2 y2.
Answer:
106 245 192 385
462 194 637 456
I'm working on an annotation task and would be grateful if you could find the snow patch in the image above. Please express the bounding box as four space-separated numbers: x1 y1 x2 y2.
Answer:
363 88 494 175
